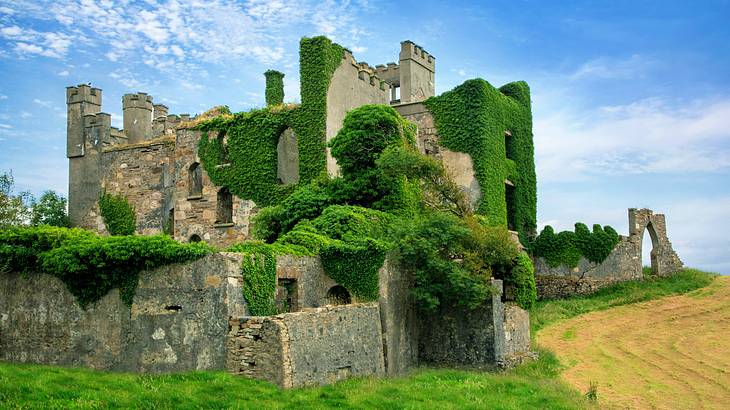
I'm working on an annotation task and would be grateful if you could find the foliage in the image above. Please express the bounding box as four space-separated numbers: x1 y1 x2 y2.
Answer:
530 268 715 332
424 79 537 243
329 104 416 177
308 205 395 242
320 238 387 301
227 241 312 316
531 223 620 268
509 253 537 310
0 171 31 228
377 146 470 217
30 191 69 227
264 70 285 106
0 226 212 307
392 212 518 311
98 191 136 236
0 350 589 409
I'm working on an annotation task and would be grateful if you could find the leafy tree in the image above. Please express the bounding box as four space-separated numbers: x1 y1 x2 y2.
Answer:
0 171 31 228
30 191 69 227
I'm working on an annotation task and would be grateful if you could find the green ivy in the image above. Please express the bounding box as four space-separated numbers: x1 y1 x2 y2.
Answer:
320 238 387 302
195 37 344 209
227 241 313 316
510 253 536 310
531 223 620 268
424 79 537 244
99 191 136 235
264 70 285 106
0 226 212 308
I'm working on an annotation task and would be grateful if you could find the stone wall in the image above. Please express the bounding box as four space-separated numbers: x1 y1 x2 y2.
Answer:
417 279 533 369
534 208 684 299
227 303 385 388
325 50 390 176
0 253 246 372
395 102 481 211
98 137 176 235
173 128 255 247
275 254 337 311
378 258 419 375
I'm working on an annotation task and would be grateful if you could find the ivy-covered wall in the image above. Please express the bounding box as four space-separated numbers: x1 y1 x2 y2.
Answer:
196 36 344 208
424 79 537 243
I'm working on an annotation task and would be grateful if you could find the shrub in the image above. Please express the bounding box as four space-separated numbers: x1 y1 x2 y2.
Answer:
1 227 212 307
320 238 387 301
531 223 620 268
30 191 69 227
99 192 136 236
510 253 537 309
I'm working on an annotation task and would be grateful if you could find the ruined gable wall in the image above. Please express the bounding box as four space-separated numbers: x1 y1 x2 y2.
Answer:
173 128 255 247
325 50 390 176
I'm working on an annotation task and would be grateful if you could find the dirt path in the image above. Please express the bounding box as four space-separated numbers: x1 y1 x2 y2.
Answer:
538 277 730 409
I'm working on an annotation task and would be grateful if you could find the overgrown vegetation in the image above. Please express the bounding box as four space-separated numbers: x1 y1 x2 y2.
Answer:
530 223 620 268
0 226 212 307
1 171 69 228
530 268 715 332
98 191 136 235
264 70 285 106
424 79 537 243
0 349 588 409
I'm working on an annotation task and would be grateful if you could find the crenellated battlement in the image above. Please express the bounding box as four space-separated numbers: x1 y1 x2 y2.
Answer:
66 84 102 105
375 62 400 87
400 41 435 71
122 92 154 111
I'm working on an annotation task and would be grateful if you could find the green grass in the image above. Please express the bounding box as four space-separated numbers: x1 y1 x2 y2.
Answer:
530 268 716 332
0 351 589 409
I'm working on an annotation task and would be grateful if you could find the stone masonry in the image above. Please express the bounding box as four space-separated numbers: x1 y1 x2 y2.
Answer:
535 208 684 299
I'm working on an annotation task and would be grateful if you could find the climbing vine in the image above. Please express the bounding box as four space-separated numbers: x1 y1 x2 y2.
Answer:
195 36 344 208
99 191 136 235
531 223 620 268
424 79 537 244
0 226 212 308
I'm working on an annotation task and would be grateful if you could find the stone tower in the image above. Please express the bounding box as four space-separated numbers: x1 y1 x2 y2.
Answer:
399 41 435 103
122 92 153 144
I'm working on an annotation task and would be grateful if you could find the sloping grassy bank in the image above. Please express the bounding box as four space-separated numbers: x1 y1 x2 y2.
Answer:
0 352 588 410
530 268 715 332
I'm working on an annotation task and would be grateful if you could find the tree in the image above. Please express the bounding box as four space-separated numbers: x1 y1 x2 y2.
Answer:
0 171 31 228
30 191 70 227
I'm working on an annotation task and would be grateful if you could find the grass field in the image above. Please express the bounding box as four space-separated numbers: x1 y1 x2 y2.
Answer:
538 273 728 409
0 351 588 410
0 268 716 409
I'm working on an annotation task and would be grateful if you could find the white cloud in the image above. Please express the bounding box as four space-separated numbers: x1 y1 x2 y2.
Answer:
19 111 32 118
534 97 730 182
0 94 7 100
351 46 367 53
570 54 654 80
57 70 69 76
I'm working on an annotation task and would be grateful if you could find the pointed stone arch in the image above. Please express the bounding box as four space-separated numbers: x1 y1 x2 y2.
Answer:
628 208 683 277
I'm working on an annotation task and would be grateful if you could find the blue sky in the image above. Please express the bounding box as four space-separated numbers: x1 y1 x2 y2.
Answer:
0 0 729 273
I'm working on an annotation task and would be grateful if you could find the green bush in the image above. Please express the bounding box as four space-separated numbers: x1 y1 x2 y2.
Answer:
1 227 212 307
30 191 69 227
531 223 620 268
264 70 285 106
320 238 387 301
99 192 136 236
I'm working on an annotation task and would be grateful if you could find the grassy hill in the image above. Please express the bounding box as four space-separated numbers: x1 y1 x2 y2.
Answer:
0 268 715 409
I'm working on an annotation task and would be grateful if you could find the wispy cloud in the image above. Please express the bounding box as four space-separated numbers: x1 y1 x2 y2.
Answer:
535 97 730 182
569 54 655 80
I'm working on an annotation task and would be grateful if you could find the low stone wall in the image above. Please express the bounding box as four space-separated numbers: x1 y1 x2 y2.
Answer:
0 252 246 372
417 280 533 369
227 303 385 388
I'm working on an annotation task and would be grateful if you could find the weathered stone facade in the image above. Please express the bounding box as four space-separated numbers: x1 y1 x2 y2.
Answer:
0 253 246 372
417 280 534 369
535 208 684 299
227 303 385 388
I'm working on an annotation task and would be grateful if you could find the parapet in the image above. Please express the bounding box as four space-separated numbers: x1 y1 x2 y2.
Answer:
400 40 435 72
375 62 400 87
122 93 154 111
153 104 169 119
67 84 102 105
340 49 389 92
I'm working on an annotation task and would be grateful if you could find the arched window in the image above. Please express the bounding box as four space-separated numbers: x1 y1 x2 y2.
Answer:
326 285 351 305
217 131 229 163
277 128 299 185
216 187 233 224
189 234 201 243
188 162 203 197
